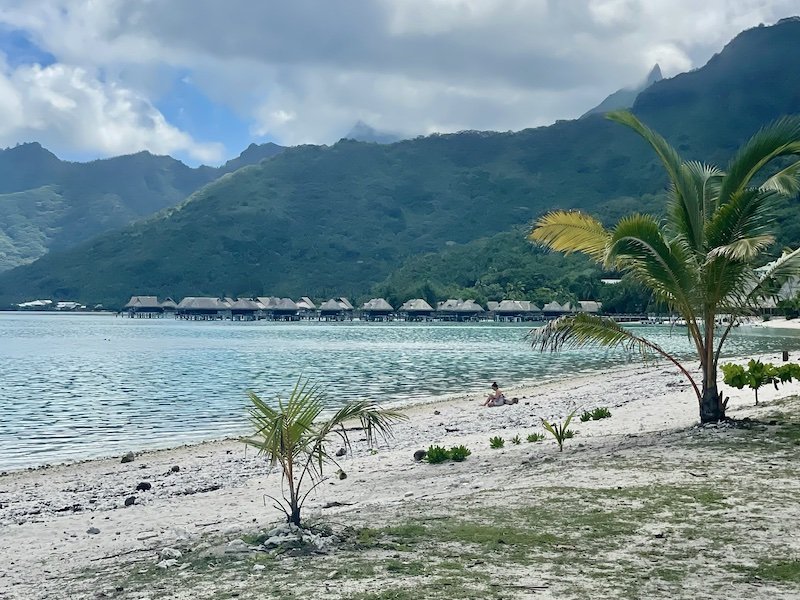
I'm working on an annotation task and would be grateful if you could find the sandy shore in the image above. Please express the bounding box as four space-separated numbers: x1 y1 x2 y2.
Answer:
2 350 799 599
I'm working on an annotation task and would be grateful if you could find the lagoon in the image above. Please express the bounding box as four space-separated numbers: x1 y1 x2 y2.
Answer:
2 312 799 470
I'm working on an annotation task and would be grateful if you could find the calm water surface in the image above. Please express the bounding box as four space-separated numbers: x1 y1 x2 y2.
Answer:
2 312 800 470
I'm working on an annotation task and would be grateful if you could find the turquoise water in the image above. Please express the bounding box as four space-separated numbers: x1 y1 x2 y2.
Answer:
2 312 800 470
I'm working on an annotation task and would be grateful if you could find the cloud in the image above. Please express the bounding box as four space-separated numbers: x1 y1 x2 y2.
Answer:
0 60 223 162
0 0 797 153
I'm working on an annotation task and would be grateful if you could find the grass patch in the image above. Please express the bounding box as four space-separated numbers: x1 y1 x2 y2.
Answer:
736 558 800 583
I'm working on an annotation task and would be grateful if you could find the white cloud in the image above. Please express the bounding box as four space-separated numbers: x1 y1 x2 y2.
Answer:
0 61 223 162
0 0 797 155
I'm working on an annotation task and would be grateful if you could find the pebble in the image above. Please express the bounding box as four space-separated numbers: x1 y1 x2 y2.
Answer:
159 547 182 559
86 527 100 535
124 496 136 507
136 482 152 492
120 452 135 464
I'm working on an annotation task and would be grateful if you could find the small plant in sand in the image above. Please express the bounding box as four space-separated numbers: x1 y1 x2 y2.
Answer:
489 436 505 449
510 435 522 445
424 445 452 464
579 411 592 422
526 432 545 443
542 410 577 452
590 407 612 420
449 445 472 462
243 377 406 526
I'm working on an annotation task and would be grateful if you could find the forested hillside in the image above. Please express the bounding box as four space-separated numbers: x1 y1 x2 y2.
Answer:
1 19 799 308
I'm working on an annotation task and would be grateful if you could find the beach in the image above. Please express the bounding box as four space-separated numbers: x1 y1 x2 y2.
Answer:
3 350 800 599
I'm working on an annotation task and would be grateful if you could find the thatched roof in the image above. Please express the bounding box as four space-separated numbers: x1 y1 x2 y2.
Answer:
496 300 541 313
577 300 602 313
438 299 484 312
124 296 162 309
273 298 298 311
257 296 278 309
363 298 394 311
296 296 316 310
161 298 178 309
541 301 564 312
487 301 499 311
320 298 353 311
177 297 230 310
230 299 261 311
400 299 434 312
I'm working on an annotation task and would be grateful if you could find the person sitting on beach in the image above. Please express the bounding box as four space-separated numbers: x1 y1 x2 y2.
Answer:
483 382 518 407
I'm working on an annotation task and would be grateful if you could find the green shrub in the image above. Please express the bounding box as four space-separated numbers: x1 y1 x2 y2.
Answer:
449 445 472 462
526 432 545 443
424 445 451 464
510 435 522 445
564 429 575 439
489 436 505 449
579 411 592 422
590 407 612 420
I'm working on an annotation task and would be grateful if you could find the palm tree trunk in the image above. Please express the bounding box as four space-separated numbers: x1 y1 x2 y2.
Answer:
699 382 725 423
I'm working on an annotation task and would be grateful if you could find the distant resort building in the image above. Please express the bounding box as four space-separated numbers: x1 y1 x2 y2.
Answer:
319 297 354 321
362 298 394 321
114 292 605 322
437 299 485 321
124 295 173 318
400 298 435 320
176 297 231 320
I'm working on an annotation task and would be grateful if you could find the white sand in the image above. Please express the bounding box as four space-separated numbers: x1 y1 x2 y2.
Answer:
1 350 799 598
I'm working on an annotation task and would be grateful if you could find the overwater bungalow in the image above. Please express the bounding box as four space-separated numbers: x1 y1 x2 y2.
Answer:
161 298 178 314
296 296 317 318
437 299 485 321
362 298 394 321
400 298 434 320
541 301 568 316
124 295 165 318
577 300 602 314
176 297 231 320
319 297 354 321
229 298 262 320
494 300 542 321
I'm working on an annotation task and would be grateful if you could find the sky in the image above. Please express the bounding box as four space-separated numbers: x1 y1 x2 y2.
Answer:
0 0 796 166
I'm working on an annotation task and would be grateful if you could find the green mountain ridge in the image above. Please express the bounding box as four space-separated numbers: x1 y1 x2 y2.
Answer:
1 18 800 308
0 141 285 272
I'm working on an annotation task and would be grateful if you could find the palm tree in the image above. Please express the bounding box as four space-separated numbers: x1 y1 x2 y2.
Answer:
243 378 406 526
529 111 800 423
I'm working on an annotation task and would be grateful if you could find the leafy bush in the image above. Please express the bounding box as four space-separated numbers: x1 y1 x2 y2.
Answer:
489 436 505 449
542 410 577 452
449 445 472 462
590 407 612 420
721 360 800 405
579 411 592 422
510 435 522 445
526 432 545 443
424 445 452 464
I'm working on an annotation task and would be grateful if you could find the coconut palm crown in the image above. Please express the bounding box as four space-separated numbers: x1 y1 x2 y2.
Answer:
243 377 406 525
529 110 800 423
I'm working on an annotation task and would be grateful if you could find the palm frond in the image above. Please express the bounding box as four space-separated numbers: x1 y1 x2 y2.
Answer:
719 116 800 203
748 246 800 302
529 313 701 400
528 210 610 263
606 111 684 184
760 158 800 196
705 187 777 251
606 214 699 312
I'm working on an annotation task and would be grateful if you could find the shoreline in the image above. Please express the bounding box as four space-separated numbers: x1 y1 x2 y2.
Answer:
2 345 794 475
3 348 800 599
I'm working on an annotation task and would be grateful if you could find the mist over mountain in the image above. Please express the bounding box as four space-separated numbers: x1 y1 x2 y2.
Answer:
344 121 404 144
1 19 799 308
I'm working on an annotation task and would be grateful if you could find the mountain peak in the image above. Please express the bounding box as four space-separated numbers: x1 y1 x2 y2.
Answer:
344 121 403 144
581 63 664 118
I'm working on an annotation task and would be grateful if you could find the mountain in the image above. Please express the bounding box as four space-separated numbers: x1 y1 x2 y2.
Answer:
2 18 800 308
581 64 663 118
344 121 404 144
0 142 284 272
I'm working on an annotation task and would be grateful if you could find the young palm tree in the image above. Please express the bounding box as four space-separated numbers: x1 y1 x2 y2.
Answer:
243 378 406 526
529 111 800 423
